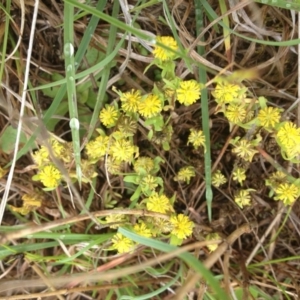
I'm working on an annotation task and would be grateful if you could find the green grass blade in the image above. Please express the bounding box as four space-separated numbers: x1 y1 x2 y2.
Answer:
195 1 213 222
64 2 82 186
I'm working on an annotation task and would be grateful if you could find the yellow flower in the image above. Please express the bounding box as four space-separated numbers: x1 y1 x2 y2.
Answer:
265 171 287 190
276 121 300 158
138 94 162 118
205 233 221 252
134 157 155 174
110 139 135 162
120 89 142 113
175 166 195 184
32 147 50 166
232 139 258 162
140 175 160 193
234 189 253 208
51 138 65 158
117 116 137 137
176 80 201 106
99 105 119 127
232 167 247 184
212 82 244 105
257 106 281 129
146 193 173 213
106 214 127 229
85 135 109 161
212 170 227 187
9 191 44 215
170 214 194 239
188 128 206 150
111 233 135 253
105 157 123 175
274 183 299 206
153 36 178 61
134 222 152 238
38 165 62 188
225 104 246 124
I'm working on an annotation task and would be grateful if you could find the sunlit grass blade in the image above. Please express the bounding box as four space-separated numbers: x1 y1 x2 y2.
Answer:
218 0 231 63
195 1 213 222
64 3 82 186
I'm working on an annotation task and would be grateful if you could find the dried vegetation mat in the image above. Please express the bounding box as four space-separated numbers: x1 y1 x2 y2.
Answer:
0 0 300 299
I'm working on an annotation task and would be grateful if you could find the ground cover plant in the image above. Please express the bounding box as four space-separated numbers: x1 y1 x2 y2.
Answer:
0 0 300 299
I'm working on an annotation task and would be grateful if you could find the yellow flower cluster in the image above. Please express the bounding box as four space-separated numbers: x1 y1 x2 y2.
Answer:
31 138 70 189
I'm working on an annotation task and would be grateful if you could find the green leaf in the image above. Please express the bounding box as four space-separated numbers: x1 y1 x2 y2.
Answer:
0 126 28 154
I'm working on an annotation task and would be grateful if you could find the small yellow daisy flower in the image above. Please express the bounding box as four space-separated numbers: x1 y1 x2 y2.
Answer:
170 214 194 239
38 164 62 188
120 89 142 113
99 106 119 127
153 36 178 61
234 189 253 208
175 166 195 184
110 139 135 162
85 135 109 161
225 104 246 124
212 82 244 104
133 222 152 238
106 214 127 229
188 128 206 150
146 193 173 213
134 157 155 174
232 167 247 184
257 106 281 129
276 121 300 158
274 183 299 206
140 175 159 193
138 94 162 118
265 171 287 190
212 170 227 187
205 233 221 252
176 80 201 106
232 139 258 162
51 138 65 158
111 233 135 253
9 191 44 215
32 147 50 166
